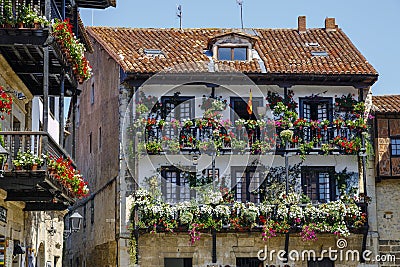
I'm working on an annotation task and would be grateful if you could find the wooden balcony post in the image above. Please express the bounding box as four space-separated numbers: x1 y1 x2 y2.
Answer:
59 71 65 146
61 0 66 20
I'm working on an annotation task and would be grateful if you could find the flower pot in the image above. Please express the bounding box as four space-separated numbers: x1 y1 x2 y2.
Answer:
18 22 24 29
34 22 40 30
3 163 8 171
15 166 22 171
31 164 38 171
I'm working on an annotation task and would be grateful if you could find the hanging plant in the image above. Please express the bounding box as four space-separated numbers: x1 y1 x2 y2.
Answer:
0 86 12 119
52 19 92 82
335 93 358 111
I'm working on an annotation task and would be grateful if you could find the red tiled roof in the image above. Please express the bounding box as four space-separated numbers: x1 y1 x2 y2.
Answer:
86 27 378 76
373 95 400 113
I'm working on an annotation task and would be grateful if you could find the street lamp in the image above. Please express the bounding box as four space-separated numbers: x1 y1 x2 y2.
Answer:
64 211 83 238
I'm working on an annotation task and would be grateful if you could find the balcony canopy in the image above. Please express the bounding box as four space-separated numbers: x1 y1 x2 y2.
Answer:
0 29 78 96
75 0 116 9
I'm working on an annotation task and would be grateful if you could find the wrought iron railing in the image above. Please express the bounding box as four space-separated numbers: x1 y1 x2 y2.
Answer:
142 121 360 155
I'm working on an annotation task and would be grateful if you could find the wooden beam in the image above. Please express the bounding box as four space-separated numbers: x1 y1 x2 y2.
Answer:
0 30 48 46
6 190 54 202
23 202 68 211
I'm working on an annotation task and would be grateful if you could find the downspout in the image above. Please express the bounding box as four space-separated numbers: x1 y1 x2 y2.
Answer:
283 86 289 263
59 71 65 146
358 87 369 263
115 175 119 266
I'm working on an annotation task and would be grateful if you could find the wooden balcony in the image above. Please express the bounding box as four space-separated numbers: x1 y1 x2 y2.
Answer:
142 120 361 156
0 131 76 211
0 0 90 95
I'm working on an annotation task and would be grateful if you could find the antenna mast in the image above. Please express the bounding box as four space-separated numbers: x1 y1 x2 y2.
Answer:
177 5 182 30
236 0 244 29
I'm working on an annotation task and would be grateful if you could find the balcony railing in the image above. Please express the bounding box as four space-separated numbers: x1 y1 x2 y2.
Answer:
139 119 362 156
0 131 74 168
0 131 79 210
132 189 368 238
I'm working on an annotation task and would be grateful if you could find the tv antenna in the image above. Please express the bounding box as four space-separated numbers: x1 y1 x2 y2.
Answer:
177 5 182 30
236 0 244 29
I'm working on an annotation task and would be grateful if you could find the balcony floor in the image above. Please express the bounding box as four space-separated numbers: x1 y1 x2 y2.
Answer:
0 170 74 211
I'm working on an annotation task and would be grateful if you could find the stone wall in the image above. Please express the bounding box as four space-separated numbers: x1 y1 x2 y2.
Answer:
376 179 400 266
137 232 364 267
64 34 121 267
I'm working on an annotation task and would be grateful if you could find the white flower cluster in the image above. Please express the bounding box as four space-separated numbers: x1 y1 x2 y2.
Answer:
132 189 364 236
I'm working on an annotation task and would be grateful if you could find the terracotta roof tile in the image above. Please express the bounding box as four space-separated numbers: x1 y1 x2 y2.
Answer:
86 27 378 76
373 95 400 113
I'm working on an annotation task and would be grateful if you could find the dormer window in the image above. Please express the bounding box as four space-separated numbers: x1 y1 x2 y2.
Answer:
217 47 247 61
208 31 257 62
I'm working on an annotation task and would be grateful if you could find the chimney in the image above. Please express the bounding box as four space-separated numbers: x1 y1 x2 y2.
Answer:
298 16 306 33
325 17 337 32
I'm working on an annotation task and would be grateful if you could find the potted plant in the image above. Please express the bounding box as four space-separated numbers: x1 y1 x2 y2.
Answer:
146 140 162 155
231 138 247 154
12 150 44 170
161 138 180 154
2 1 15 28
16 4 30 28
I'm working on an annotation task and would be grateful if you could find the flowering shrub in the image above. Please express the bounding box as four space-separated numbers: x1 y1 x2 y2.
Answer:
131 189 366 245
48 157 89 199
0 86 12 118
52 19 92 82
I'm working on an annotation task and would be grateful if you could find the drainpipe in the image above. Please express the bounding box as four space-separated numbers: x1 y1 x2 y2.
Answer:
59 71 65 146
358 87 369 263
283 86 290 263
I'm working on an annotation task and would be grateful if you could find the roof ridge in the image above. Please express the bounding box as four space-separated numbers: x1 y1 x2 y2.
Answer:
86 26 338 31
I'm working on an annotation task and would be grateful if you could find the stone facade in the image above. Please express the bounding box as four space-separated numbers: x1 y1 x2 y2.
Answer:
63 34 121 266
0 54 66 267
138 232 364 267
376 180 400 266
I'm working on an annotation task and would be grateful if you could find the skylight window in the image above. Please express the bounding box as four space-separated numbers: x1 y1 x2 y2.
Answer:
311 51 328 57
144 49 164 57
306 42 320 47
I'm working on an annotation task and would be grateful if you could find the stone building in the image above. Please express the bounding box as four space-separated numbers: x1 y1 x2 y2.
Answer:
373 95 400 266
0 0 115 266
66 16 379 266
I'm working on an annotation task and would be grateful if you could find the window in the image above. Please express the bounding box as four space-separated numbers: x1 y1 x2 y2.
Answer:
90 199 94 225
236 257 263 267
302 167 336 203
99 127 102 149
89 132 92 153
230 97 263 121
300 98 332 121
391 138 400 156
144 49 164 57
164 258 192 267
161 167 195 203
83 205 86 229
311 51 329 57
218 47 247 61
90 83 95 105
308 258 334 267
300 97 333 142
232 167 262 203
161 96 194 139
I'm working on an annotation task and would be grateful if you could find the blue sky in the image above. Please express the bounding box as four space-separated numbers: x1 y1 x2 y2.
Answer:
80 0 400 95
